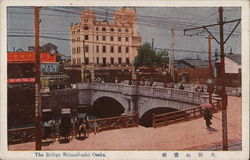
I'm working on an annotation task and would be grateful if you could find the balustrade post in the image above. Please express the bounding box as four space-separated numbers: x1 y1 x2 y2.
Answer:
165 116 168 126
152 113 155 128
185 111 188 121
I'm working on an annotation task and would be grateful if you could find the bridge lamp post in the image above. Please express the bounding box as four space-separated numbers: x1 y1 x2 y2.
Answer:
206 78 214 104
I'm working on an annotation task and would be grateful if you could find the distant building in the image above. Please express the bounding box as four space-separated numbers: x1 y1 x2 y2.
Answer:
70 7 141 82
41 62 60 74
214 53 241 87
224 53 241 74
7 51 57 83
28 43 62 61
175 58 209 69
175 58 210 84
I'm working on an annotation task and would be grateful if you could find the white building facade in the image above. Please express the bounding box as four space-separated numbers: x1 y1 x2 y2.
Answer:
71 8 141 82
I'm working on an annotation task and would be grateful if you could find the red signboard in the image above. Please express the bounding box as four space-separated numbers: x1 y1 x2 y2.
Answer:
8 78 35 83
8 52 56 63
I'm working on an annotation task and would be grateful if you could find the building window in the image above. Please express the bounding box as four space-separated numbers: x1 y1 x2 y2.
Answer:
84 35 89 40
111 57 114 65
110 46 114 53
110 28 114 32
96 36 99 41
110 36 114 41
96 27 99 31
96 57 99 65
103 57 106 66
118 46 122 53
102 27 106 31
118 37 121 41
72 31 75 34
96 45 99 53
126 47 129 53
102 46 106 53
77 37 80 42
126 58 129 65
118 57 122 65
125 37 129 42
77 58 81 65
84 57 89 65
102 36 106 41
125 29 128 32
85 45 89 53
76 47 79 54
118 28 121 32
84 26 88 30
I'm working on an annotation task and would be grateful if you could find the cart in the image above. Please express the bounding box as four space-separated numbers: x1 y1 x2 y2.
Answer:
59 108 73 141
42 108 55 143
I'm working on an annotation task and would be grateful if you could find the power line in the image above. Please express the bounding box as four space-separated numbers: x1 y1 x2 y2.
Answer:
8 34 216 55
8 6 241 35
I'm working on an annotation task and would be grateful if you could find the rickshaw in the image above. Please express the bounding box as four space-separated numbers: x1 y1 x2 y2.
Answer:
76 106 89 138
42 108 55 143
59 108 73 141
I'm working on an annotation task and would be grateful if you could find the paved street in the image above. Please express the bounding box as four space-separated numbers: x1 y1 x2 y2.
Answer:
9 96 241 151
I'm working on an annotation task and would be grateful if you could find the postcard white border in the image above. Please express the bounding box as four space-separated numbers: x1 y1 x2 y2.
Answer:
0 0 249 160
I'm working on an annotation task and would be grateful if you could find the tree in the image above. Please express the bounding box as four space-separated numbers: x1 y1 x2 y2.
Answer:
155 50 169 70
133 42 157 68
133 42 169 70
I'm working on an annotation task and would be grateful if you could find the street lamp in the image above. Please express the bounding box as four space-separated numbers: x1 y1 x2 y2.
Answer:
206 78 214 104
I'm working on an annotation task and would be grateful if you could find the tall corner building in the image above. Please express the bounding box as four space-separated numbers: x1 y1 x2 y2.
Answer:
70 7 141 82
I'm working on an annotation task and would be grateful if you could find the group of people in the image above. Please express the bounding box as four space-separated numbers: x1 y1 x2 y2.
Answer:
41 112 100 142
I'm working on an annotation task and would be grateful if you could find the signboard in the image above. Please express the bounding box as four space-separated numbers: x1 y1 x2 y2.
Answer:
7 52 56 63
7 78 35 83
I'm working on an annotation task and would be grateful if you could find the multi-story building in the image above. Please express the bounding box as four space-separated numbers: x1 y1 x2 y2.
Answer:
71 7 141 82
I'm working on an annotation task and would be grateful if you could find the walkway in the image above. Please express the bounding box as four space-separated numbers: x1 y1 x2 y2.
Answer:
9 96 241 151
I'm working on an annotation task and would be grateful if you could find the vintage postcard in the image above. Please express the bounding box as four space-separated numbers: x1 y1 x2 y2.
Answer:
0 0 249 160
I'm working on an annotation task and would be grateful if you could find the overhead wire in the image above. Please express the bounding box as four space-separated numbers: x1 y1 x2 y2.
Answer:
8 6 241 35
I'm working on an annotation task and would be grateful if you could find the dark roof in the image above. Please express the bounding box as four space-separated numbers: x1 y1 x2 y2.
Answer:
178 59 208 68
226 54 241 64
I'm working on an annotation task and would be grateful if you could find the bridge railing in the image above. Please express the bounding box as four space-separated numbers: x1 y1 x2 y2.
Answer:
152 102 221 128
87 114 138 132
8 127 36 144
138 85 207 104
77 82 221 104
77 82 241 97
152 107 203 128
8 114 139 145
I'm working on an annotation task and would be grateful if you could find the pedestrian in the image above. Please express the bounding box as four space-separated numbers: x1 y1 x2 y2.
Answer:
179 83 184 90
204 108 213 128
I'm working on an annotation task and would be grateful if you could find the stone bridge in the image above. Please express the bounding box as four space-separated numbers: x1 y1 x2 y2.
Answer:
76 83 216 126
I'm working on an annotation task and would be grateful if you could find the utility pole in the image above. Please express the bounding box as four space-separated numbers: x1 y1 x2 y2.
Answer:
218 7 228 150
169 24 176 81
82 40 86 82
151 38 154 50
208 35 213 104
34 6 42 150
105 9 108 22
184 7 241 150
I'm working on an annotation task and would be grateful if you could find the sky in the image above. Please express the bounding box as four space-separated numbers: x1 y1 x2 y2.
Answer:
7 6 241 60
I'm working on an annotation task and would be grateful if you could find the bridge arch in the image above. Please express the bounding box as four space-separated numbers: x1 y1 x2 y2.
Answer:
91 96 126 118
139 107 179 127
